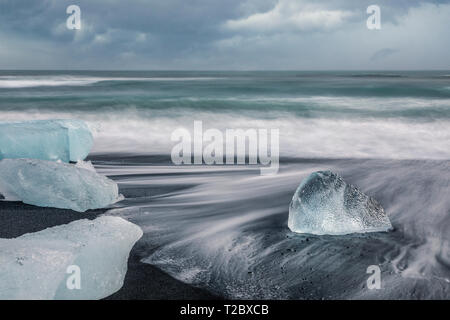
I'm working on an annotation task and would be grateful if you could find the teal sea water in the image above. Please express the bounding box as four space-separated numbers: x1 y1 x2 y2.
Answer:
0 70 449 158
1 71 449 299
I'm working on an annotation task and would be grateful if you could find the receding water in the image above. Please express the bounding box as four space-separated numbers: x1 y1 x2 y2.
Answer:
96 157 450 299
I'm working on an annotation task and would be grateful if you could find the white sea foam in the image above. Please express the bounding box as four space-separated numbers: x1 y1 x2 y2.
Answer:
0 77 102 88
0 109 449 160
0 76 221 88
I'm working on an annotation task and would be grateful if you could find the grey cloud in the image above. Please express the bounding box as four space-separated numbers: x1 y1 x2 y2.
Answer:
0 0 448 69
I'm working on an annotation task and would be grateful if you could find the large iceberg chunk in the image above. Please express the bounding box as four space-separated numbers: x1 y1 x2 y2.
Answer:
288 170 392 235
0 216 143 300
0 119 93 162
0 159 122 212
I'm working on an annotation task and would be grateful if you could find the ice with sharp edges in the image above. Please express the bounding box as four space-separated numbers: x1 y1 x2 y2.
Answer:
0 119 93 162
288 170 392 235
0 216 143 300
0 159 123 212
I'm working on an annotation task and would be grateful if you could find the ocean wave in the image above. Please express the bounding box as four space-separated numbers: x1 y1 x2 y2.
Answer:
1 110 449 160
347 73 404 78
4 94 448 120
178 95 450 111
0 76 221 88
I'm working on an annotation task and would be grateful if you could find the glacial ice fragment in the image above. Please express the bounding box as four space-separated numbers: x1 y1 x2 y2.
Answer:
0 216 143 300
0 119 93 162
0 159 122 212
288 170 392 235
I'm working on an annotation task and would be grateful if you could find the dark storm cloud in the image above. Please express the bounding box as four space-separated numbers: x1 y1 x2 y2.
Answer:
0 0 448 69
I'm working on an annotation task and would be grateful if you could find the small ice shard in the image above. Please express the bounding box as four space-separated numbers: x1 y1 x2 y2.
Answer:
0 159 122 212
0 119 93 162
74 160 96 172
0 216 143 300
288 170 392 235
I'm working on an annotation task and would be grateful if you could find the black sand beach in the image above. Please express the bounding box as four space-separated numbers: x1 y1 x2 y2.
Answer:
1 154 449 300
0 201 218 300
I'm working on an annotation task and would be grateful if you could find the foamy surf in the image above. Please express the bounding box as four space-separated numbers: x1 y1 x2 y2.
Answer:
100 157 450 299
0 75 222 88
0 109 449 160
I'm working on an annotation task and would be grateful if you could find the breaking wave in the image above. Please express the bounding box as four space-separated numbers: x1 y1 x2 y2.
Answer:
0 75 221 88
0 109 449 160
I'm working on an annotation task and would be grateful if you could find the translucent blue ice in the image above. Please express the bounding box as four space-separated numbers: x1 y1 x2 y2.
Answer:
0 216 143 300
0 159 122 212
288 171 392 235
0 119 93 162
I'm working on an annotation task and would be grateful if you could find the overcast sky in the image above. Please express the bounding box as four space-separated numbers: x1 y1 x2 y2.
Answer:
0 0 449 70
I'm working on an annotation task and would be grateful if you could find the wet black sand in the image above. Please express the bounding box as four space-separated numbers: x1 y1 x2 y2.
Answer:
0 202 105 239
0 201 218 300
